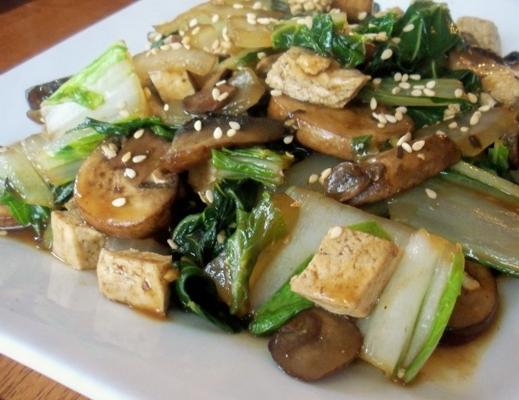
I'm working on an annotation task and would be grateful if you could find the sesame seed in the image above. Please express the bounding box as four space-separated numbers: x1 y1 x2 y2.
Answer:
467 93 478 104
101 144 117 160
163 104 170 111
412 140 425 151
462 272 481 291
380 48 393 61
358 11 368 20
454 88 464 98
160 44 170 51
205 190 214 204
470 111 482 126
385 114 397 124
271 89 282 97
194 120 202 132
395 111 404 121
226 128 237 137
426 80 437 89
189 18 198 28
191 26 201 35
233 3 244 9
171 42 183 50
391 37 401 44
283 135 294 144
448 121 458 129
132 154 147 164
394 72 403 82
410 74 422 81
423 88 436 97
372 78 382 86
396 106 408 114
217 92 230 102
479 105 491 112
370 97 378 110
402 142 413 153
257 17 271 25
213 127 223 139
391 87 401 95
425 188 437 199
257 51 266 60
411 89 422 97
112 197 127 207
167 239 178 250
397 132 412 146
229 121 241 130
436 130 447 138
329 226 343 239
401 74 409 82
121 152 132 163
133 129 145 139
308 174 319 184
119 109 130 118
124 168 137 179
216 231 226 244
212 88 221 100
252 1 262 10
399 82 411 90
403 23 415 32
417 153 426 160
377 123 386 129
460 126 469 133
319 168 332 184
212 14 220 23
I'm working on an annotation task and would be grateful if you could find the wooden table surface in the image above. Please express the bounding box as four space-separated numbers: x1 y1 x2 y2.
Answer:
0 1 134 398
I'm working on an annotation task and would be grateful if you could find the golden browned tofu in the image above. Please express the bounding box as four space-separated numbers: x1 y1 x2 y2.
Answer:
97 249 179 317
290 226 401 318
266 47 369 108
456 17 501 55
51 210 105 270
149 69 196 102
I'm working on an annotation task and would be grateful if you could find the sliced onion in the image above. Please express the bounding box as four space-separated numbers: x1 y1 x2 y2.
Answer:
227 16 274 49
222 68 265 115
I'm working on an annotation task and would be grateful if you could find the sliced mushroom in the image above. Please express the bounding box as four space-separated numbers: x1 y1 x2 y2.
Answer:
160 115 285 172
326 134 461 205
268 308 362 381
449 47 519 107
0 205 25 230
25 77 69 111
75 131 178 239
332 0 374 22
183 83 237 114
442 261 498 345
268 95 414 160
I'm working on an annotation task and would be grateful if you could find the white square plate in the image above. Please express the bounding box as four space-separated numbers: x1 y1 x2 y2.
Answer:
0 1 518 399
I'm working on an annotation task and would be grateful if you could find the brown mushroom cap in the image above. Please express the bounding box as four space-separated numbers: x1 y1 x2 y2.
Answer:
268 308 362 381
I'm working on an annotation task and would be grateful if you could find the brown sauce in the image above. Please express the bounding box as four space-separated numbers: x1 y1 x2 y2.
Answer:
2 228 43 249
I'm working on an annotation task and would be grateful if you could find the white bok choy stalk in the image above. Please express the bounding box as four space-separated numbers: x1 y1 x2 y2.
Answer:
41 41 149 138
359 230 464 383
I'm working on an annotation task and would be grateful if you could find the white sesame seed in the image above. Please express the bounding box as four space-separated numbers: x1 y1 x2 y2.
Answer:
319 168 332 184
411 89 423 97
217 92 230 102
377 123 386 129
391 37 401 44
112 197 127 208
119 109 130 118
212 14 220 23
271 89 282 97
454 88 464 98
132 154 147 164
412 140 425 151
396 106 408 114
216 231 226 244
397 132 412 147
167 239 178 250
229 121 241 130
467 93 478 104
395 111 404 121
426 80 437 89
329 226 343 239
257 17 271 25
121 152 132 163
358 11 368 20
436 130 447 138
194 120 202 132
191 26 201 35
402 142 413 153
101 144 117 160
399 82 411 90
226 128 237 137
478 105 491 112
394 72 403 82
160 44 170 51
460 126 469 133
233 3 244 9
170 42 183 50
212 88 221 100
257 51 266 60
385 114 397 124
252 1 262 10
423 88 436 97
410 74 422 81
189 18 198 28
133 129 145 139
425 188 437 199
448 121 458 129
470 111 482 126
163 104 170 111
308 174 319 184
403 23 415 32
213 127 223 139
380 48 393 61
283 135 294 144
391 87 401 95
370 97 378 110
373 78 382 86
417 153 426 160
124 168 137 179
205 190 214 204
462 272 481 291
401 74 409 82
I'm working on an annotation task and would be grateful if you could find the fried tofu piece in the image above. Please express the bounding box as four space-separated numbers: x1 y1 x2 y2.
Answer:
51 210 105 270
97 249 179 316
456 17 501 55
149 69 196 102
290 226 401 318
266 47 370 108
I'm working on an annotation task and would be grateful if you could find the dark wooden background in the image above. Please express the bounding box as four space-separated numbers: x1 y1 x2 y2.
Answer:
0 1 134 398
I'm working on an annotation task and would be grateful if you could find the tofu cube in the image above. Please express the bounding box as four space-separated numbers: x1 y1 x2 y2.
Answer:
456 17 501 55
97 249 179 317
51 210 105 270
290 226 401 318
149 69 196 102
